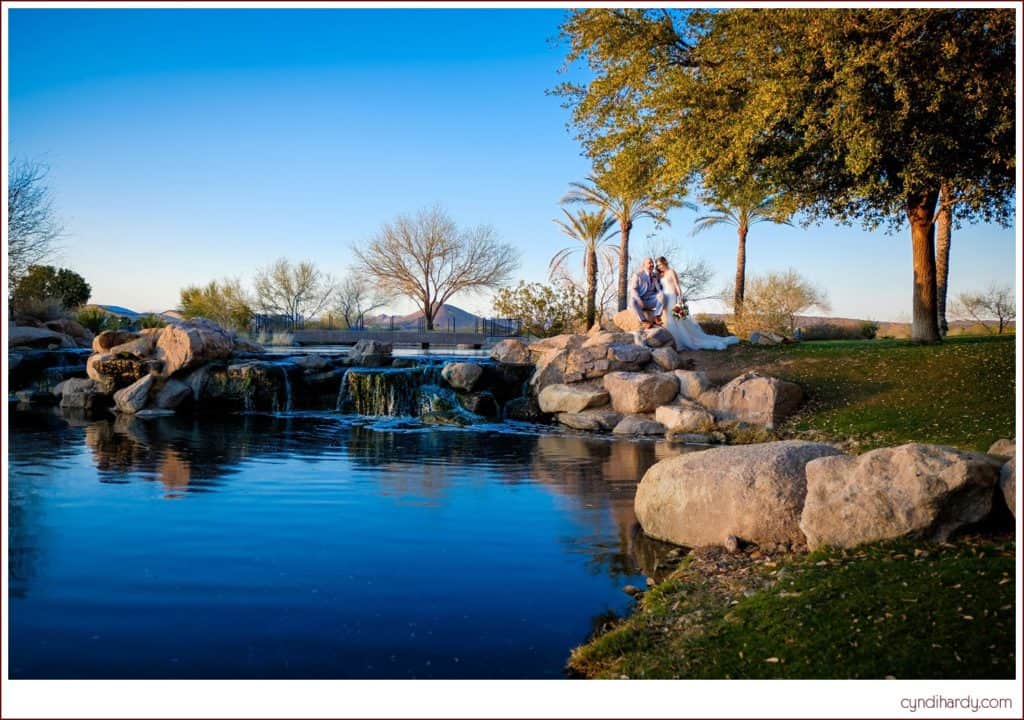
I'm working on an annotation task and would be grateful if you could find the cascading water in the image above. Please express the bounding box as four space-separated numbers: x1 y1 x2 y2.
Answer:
338 363 476 421
276 363 294 414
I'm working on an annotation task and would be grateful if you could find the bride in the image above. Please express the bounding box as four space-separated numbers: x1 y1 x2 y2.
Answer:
656 256 740 351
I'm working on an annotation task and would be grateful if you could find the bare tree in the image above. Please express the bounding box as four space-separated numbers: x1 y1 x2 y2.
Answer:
7 159 64 291
333 269 390 329
253 258 336 327
951 285 1016 335
724 269 830 336
355 206 519 330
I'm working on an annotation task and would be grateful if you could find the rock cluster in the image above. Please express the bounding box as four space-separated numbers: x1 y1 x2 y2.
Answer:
513 329 802 439
635 438 1016 552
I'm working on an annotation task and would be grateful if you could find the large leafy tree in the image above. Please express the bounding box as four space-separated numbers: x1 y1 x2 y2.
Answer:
691 189 791 315
559 8 1014 342
550 207 619 328
13 265 90 308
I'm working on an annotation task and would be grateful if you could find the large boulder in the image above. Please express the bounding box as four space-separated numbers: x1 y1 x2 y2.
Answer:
603 371 679 414
87 353 149 394
441 362 484 391
650 346 683 371
612 309 643 332
529 349 569 391
607 343 651 368
8 324 76 349
612 415 666 436
563 345 613 383
107 333 159 359
154 378 193 410
489 338 531 365
556 408 623 432
349 339 393 368
92 330 139 353
155 319 235 376
503 395 548 423
582 331 635 349
538 384 609 414
1000 455 1016 519
55 377 107 412
675 370 711 401
639 327 675 349
714 372 803 429
635 440 845 548
113 374 156 414
800 444 1003 549
988 438 1016 460
43 318 94 348
527 334 584 356
655 400 716 433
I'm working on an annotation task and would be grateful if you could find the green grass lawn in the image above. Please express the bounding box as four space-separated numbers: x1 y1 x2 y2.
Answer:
571 335 1017 679
569 537 1016 679
691 334 1016 452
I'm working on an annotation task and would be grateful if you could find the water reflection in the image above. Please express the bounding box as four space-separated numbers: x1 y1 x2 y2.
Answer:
8 406 701 678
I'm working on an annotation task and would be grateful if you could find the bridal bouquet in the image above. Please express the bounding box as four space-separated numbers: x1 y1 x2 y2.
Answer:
672 301 690 319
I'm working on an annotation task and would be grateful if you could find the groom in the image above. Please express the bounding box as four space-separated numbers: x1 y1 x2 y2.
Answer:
629 257 663 329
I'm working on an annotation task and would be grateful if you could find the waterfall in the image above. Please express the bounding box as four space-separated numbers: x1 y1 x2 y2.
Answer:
277 363 293 414
335 368 352 412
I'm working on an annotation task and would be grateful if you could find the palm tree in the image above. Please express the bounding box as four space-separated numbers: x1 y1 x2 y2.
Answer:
563 176 670 312
691 192 791 316
550 208 619 329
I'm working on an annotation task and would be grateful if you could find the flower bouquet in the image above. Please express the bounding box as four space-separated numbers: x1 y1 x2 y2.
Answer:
672 301 690 319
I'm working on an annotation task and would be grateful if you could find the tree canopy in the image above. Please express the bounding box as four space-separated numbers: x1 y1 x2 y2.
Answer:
12 265 90 309
559 8 1015 341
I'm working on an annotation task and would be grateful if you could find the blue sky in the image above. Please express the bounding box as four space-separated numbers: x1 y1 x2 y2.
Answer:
7 8 1017 321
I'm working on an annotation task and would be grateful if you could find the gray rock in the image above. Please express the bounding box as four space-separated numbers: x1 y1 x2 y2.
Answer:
635 440 845 548
9 324 76 349
674 370 711 401
503 395 548 422
113 374 156 414
538 383 609 414
529 349 569 391
612 415 666 436
154 378 192 410
582 331 636 348
715 372 803 429
441 362 484 391
655 400 716 433
607 343 652 367
527 334 584 356
489 338 531 365
724 535 740 553
651 346 683 371
603 371 679 414
987 438 1016 460
556 408 623 432
800 443 1003 549
1000 455 1015 519
639 326 675 349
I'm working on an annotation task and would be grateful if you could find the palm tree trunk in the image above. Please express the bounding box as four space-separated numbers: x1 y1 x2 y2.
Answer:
733 225 748 316
935 183 952 336
907 188 941 343
617 219 632 312
585 248 597 329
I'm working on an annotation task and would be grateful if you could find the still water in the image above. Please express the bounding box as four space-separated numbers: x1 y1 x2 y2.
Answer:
8 408 688 679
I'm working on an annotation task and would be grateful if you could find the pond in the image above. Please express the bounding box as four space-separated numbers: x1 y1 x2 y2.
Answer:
8 407 692 679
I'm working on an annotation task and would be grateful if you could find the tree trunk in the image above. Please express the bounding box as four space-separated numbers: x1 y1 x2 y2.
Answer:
424 302 434 331
907 189 941 343
935 183 952 336
617 219 632 312
585 247 597 329
733 225 748 316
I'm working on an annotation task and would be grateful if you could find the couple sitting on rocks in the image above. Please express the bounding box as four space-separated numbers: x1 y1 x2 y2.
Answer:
630 256 740 352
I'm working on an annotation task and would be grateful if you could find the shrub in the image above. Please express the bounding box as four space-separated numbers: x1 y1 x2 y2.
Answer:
10 295 67 323
801 323 857 341
137 314 167 329
695 314 731 337
859 320 879 339
75 307 125 334
12 265 91 309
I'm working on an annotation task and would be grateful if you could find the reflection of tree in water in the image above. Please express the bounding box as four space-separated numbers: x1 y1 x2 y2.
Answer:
82 413 344 495
530 436 697 582
8 408 89 597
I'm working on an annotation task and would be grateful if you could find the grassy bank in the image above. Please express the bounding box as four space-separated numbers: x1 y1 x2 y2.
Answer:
678 334 1016 452
571 335 1017 679
569 536 1016 679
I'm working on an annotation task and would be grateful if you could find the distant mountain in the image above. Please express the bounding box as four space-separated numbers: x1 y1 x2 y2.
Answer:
368 304 483 331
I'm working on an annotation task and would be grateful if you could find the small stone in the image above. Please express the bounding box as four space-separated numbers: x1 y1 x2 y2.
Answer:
724 535 740 553
622 585 643 597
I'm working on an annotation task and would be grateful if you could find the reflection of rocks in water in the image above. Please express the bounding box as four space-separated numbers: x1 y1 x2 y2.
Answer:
629 521 690 582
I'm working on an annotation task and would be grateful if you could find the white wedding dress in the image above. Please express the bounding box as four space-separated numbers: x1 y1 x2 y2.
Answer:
661 288 740 352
